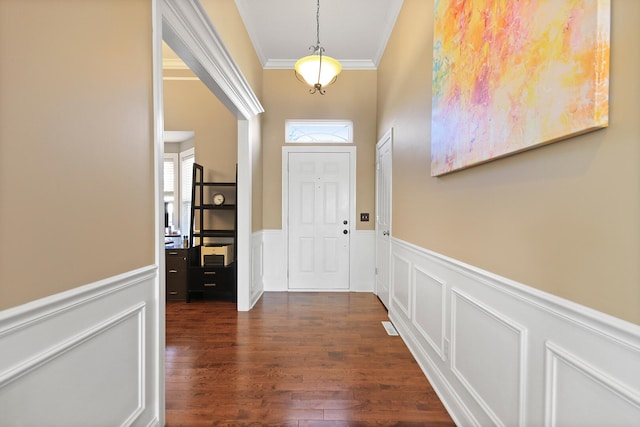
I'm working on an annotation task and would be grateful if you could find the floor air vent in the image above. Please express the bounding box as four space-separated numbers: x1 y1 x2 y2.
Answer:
382 321 399 336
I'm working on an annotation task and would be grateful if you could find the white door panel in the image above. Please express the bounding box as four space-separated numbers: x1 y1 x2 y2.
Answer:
288 152 350 290
376 130 393 309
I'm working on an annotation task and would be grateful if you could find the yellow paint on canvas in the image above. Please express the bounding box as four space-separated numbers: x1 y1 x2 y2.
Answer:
431 0 610 176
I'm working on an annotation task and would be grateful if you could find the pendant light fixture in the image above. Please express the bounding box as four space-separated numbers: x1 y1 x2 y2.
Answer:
294 0 342 95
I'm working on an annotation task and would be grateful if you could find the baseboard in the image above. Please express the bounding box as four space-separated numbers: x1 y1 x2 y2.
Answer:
0 266 161 426
250 289 264 310
389 238 640 426
389 309 476 427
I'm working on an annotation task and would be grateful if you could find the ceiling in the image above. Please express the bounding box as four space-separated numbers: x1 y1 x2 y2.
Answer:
234 0 404 70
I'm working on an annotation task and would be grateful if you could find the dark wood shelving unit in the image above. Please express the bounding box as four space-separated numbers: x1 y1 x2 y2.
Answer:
187 163 237 302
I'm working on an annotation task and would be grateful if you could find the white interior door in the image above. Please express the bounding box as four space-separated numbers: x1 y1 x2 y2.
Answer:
288 151 351 290
376 130 392 309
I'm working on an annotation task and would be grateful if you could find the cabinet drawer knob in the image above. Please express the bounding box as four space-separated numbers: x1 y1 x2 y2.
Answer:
204 283 217 287
169 291 178 295
204 271 217 275
168 269 178 274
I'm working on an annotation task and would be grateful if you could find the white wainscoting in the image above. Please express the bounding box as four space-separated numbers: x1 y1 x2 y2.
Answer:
250 231 265 308
0 266 160 427
389 238 640 427
257 229 375 292
259 230 287 292
350 230 375 292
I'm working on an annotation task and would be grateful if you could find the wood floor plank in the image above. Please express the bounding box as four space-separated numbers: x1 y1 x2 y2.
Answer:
166 292 455 426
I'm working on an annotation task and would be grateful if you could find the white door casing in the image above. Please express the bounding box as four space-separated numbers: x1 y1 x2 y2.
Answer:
283 147 356 290
375 129 393 309
162 0 264 313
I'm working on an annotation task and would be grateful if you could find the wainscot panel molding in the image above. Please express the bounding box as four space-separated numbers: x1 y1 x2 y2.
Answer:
450 289 528 426
412 266 447 362
260 230 287 292
0 266 161 427
388 238 640 427
391 253 411 317
351 230 375 292
258 229 375 293
250 231 265 308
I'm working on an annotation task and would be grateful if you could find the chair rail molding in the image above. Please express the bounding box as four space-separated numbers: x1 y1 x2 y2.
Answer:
0 266 160 427
388 237 640 427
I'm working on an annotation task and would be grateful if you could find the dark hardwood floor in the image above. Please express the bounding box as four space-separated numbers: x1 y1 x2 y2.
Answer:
165 292 455 426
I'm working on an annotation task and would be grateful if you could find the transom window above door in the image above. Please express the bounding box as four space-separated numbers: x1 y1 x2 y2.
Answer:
285 120 353 143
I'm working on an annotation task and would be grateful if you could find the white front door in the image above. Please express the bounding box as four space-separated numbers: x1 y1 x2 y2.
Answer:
376 130 393 309
287 151 351 290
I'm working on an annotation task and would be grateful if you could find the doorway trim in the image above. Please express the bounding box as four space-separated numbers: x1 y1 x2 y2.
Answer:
160 0 264 313
282 146 357 290
156 0 263 423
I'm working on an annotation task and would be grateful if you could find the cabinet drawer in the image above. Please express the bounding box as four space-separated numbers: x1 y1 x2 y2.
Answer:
166 250 188 271
166 269 187 301
165 248 190 301
200 269 230 289
166 286 187 301
166 268 187 283
189 267 232 291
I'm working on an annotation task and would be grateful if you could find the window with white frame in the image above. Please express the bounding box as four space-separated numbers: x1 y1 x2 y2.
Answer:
285 120 353 143
163 148 194 237
180 148 195 238
163 153 179 233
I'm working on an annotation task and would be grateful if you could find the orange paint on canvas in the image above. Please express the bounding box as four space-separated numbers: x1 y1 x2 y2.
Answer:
431 0 610 176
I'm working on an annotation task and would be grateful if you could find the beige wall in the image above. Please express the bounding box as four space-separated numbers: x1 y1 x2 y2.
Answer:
251 116 264 231
201 0 263 100
164 77 238 182
203 0 265 233
377 0 640 325
261 70 378 231
171 0 265 231
0 0 155 310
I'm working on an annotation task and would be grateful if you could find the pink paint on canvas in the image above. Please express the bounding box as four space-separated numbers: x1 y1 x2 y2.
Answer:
431 0 610 176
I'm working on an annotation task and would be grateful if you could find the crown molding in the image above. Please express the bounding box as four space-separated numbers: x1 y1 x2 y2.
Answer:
162 0 263 119
162 57 189 70
162 76 200 81
373 0 404 67
234 0 269 67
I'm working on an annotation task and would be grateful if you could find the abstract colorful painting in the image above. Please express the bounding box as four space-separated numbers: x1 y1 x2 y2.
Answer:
431 0 610 176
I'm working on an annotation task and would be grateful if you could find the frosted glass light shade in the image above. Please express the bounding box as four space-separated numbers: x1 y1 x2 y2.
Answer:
294 54 342 87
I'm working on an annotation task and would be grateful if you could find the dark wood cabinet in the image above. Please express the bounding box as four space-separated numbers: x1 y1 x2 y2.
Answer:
165 247 191 301
187 246 236 302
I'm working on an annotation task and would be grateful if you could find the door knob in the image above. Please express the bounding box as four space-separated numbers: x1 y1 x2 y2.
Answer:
383 231 389 236
343 230 348 234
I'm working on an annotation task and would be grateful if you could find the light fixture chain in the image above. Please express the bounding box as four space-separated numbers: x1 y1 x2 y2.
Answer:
316 0 321 47
314 0 323 94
